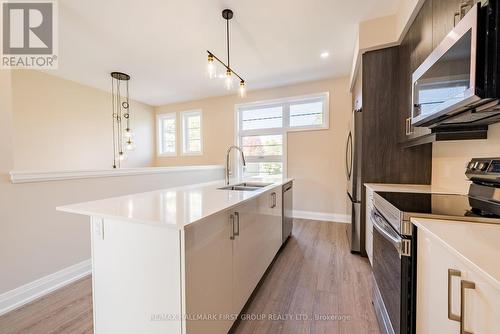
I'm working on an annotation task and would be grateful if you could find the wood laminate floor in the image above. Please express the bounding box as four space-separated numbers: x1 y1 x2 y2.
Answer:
0 220 380 334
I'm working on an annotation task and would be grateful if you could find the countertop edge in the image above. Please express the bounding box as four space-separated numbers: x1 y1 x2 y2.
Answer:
364 183 432 193
364 183 465 195
57 178 293 229
411 217 500 291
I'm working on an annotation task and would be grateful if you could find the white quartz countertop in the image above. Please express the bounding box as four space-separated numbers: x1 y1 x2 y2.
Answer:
412 217 500 291
364 183 464 194
57 177 292 229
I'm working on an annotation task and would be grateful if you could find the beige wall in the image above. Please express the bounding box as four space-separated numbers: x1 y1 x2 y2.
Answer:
0 71 224 297
432 123 500 194
11 71 155 171
350 0 425 88
0 70 14 173
155 77 352 216
0 168 223 295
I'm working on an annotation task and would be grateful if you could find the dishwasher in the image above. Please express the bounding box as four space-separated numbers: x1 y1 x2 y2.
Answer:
282 181 293 243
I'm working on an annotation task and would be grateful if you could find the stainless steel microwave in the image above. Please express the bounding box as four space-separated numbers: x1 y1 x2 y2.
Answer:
411 2 500 128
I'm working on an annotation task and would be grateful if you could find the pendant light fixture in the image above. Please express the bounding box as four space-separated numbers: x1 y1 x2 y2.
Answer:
206 9 246 97
110 71 134 169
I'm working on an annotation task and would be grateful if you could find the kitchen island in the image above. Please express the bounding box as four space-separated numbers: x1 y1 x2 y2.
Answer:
57 178 292 334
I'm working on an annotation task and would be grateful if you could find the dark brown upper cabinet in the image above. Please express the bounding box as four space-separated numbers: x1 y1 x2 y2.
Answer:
409 0 434 73
432 0 462 48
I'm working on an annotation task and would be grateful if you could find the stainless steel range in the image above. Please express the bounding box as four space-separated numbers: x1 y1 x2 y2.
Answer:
371 158 500 334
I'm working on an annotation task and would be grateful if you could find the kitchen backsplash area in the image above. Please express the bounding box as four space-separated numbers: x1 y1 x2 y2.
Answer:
432 123 500 194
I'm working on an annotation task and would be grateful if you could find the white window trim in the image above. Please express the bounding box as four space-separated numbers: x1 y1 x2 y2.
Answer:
156 112 177 157
234 92 329 178
180 109 203 156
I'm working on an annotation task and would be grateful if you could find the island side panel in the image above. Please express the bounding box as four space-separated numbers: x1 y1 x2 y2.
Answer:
90 217 182 334
183 209 234 334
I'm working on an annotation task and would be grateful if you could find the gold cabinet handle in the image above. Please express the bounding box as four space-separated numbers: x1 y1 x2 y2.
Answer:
460 280 476 334
448 269 462 322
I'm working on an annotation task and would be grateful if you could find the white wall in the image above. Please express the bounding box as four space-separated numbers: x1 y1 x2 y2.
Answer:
432 123 500 194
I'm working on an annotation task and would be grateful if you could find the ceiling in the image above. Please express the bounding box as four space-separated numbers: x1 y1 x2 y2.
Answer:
53 0 400 106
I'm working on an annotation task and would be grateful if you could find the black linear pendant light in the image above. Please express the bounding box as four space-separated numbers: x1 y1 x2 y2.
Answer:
206 9 246 97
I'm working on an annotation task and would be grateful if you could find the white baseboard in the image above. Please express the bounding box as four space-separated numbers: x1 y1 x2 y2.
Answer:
292 210 350 223
0 259 91 316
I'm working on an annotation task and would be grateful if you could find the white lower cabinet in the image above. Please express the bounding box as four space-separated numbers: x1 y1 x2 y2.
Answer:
184 187 283 334
233 189 282 313
184 209 234 334
416 229 500 334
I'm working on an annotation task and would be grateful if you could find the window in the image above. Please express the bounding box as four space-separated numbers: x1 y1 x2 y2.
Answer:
157 113 176 156
289 98 326 128
181 110 202 155
236 93 329 178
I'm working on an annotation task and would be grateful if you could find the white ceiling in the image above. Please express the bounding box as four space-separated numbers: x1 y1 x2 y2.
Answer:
53 0 400 106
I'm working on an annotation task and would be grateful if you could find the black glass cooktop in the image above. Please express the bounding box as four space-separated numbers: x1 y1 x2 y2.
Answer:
376 192 500 218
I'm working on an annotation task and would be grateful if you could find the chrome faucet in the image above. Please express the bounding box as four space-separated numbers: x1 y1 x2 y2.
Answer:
225 145 246 185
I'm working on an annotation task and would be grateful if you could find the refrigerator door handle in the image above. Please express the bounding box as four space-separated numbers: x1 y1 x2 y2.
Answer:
345 131 353 180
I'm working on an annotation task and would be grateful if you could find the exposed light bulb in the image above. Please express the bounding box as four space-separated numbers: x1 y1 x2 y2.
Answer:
225 69 233 90
239 81 246 98
320 51 329 58
118 151 126 161
207 54 216 79
126 140 135 151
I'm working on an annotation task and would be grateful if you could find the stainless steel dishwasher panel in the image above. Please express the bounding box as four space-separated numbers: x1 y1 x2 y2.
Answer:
282 182 293 243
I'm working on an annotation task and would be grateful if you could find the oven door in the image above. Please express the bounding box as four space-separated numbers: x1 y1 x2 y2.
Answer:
372 209 415 334
372 210 403 334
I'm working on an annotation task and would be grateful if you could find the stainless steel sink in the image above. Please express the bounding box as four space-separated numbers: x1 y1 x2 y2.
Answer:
218 182 272 191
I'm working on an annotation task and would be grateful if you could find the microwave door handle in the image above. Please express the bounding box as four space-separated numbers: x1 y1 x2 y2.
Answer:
372 211 402 251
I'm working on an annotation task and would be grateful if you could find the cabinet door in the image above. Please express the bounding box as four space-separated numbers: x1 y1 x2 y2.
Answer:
459 264 500 333
432 0 462 48
417 229 500 334
233 189 282 313
256 188 282 265
417 231 463 333
409 0 433 73
184 210 234 334
232 198 260 313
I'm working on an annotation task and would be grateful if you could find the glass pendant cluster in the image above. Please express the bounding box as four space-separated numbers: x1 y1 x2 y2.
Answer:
206 9 246 98
110 71 134 168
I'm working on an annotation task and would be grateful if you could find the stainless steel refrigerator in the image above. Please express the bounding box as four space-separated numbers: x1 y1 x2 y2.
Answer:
345 108 362 253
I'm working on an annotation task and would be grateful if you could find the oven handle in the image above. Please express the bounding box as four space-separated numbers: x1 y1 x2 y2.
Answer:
372 210 402 252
